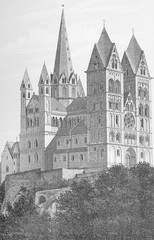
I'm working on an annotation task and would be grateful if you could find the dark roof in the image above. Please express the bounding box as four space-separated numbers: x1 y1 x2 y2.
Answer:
97 27 114 67
124 91 129 104
126 35 143 74
7 142 20 158
66 97 87 113
55 147 87 154
72 123 87 135
56 125 72 137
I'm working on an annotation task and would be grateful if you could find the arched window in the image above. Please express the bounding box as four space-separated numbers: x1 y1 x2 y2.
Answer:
28 92 30 98
28 155 31 163
117 149 120 156
72 78 75 84
115 59 117 69
145 105 149 117
139 104 143 116
116 133 120 142
140 118 144 128
34 139 38 148
71 155 74 161
35 152 38 162
63 155 66 161
84 137 87 143
116 115 119 126
140 152 144 159
72 88 75 98
54 157 57 162
62 87 67 97
46 88 49 94
57 140 60 146
22 92 25 98
80 154 83 161
6 166 9 172
27 141 31 149
36 117 39 126
75 138 78 144
115 80 121 94
62 78 66 84
109 79 114 93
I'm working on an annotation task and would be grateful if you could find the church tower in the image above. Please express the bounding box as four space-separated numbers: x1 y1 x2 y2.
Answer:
51 8 78 107
86 26 124 170
20 69 33 133
122 34 153 166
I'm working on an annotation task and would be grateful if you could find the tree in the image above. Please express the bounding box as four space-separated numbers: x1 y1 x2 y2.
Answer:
56 164 154 240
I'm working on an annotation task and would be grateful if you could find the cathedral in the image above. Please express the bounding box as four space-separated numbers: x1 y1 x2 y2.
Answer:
1 8 153 182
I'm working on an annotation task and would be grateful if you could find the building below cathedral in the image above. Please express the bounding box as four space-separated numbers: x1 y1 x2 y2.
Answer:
1 8 153 184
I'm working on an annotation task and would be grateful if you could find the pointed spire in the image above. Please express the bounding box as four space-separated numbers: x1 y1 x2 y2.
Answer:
20 68 32 89
126 34 143 74
53 8 73 80
97 27 114 67
39 62 49 83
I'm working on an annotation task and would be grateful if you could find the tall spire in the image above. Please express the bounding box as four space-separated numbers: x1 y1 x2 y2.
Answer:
39 62 49 84
53 8 73 81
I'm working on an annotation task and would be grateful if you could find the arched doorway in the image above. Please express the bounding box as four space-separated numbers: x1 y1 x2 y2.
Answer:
125 148 136 168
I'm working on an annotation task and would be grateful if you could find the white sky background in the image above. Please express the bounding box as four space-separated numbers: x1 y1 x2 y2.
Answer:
0 0 154 155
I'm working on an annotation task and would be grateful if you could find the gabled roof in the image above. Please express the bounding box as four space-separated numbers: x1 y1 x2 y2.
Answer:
97 27 114 67
20 69 32 90
66 97 87 114
126 35 143 74
27 94 39 108
71 122 87 135
39 62 50 84
53 9 73 80
50 98 66 112
6 141 20 158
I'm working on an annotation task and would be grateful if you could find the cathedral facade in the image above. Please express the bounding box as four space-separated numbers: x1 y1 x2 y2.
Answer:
1 9 153 183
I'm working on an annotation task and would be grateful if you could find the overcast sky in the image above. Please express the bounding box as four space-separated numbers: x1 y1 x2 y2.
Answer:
0 0 154 155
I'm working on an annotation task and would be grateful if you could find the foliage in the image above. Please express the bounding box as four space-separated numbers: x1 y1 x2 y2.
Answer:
0 181 5 207
56 163 154 240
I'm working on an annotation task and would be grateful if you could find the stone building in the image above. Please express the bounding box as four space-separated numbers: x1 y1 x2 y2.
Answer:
1 8 153 183
46 22 153 170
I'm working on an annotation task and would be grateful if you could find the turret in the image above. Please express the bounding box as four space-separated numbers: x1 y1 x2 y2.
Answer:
20 69 33 133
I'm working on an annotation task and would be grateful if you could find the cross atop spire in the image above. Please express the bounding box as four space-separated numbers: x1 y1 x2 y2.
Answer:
53 8 73 81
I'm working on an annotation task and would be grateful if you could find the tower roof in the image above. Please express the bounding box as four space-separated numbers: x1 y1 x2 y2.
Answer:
39 62 49 84
97 27 114 67
126 34 143 74
20 69 32 89
53 9 73 80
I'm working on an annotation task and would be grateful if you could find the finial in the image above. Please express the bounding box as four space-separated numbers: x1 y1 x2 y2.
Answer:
132 28 134 35
103 19 106 28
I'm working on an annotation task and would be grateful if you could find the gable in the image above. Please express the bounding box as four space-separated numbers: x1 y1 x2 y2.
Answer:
27 94 39 109
136 52 151 77
87 44 104 72
107 44 122 71
121 52 134 76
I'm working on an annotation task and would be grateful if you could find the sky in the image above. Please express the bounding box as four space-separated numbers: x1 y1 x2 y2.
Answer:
0 0 154 155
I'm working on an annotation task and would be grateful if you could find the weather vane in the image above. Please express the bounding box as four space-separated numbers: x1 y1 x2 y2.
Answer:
132 28 134 35
103 19 106 28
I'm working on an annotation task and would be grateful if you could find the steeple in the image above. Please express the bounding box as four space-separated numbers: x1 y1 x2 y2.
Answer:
39 62 50 84
97 27 114 67
20 69 32 90
126 34 143 74
53 8 73 81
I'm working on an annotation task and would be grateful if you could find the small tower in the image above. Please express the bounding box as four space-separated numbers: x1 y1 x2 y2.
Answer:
51 8 78 107
20 69 33 133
